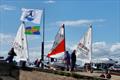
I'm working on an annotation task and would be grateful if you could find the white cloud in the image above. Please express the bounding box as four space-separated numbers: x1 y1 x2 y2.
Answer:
0 51 8 59
26 42 53 61
0 33 14 45
29 51 41 61
92 42 110 57
0 33 14 59
45 40 54 43
56 19 105 26
27 35 40 41
92 42 120 60
110 43 120 52
1 41 120 62
44 0 56 4
69 44 77 50
0 4 16 11
44 41 54 54
45 43 53 49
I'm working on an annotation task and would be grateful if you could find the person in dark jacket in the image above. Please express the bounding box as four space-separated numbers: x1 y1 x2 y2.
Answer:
64 51 70 71
5 48 16 63
71 50 76 71
34 59 38 66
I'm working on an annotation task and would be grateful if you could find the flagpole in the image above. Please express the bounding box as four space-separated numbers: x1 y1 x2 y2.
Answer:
41 8 45 69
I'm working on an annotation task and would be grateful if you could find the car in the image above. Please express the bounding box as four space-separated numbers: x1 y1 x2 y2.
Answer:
109 65 120 71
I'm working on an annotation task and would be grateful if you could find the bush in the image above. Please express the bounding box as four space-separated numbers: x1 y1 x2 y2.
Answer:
64 73 71 77
71 73 82 78
53 70 58 74
58 71 65 75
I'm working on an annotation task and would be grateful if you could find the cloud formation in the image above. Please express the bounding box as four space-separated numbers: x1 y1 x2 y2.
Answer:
44 41 120 62
0 33 14 45
110 43 120 53
44 0 56 4
92 42 110 57
1 41 120 62
93 42 120 60
56 19 105 26
0 33 119 61
0 4 16 11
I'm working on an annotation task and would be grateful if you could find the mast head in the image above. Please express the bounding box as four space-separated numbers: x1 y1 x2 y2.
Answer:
89 24 92 28
22 21 25 24
62 24 64 28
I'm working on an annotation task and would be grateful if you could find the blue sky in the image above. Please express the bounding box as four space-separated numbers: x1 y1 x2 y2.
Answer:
0 0 120 61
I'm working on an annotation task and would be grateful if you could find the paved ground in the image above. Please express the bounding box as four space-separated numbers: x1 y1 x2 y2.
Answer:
20 70 77 80
0 76 16 80
75 72 120 80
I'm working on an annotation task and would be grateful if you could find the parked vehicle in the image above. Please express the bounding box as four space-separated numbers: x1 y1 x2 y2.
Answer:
109 65 120 71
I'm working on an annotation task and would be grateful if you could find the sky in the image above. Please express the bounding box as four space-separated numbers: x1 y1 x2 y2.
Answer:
0 0 120 62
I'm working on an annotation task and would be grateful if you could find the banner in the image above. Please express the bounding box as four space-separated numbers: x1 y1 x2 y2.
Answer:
20 8 42 24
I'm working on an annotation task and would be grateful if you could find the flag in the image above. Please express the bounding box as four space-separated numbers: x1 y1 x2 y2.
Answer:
76 25 92 63
47 24 65 58
25 26 40 35
20 8 42 24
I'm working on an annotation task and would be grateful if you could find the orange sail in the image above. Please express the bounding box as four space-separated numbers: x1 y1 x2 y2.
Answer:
47 24 65 58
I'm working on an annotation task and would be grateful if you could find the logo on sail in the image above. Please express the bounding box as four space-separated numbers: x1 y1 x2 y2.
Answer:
77 43 89 55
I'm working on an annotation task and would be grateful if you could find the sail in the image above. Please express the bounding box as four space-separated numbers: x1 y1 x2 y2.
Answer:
47 24 65 58
76 25 92 63
13 22 28 61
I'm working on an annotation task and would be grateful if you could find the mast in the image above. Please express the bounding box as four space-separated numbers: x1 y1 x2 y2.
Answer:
22 21 29 62
21 21 29 62
63 24 66 54
41 9 45 69
90 24 92 63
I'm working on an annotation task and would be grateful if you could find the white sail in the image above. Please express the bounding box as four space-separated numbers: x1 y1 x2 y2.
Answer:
76 25 92 63
13 22 28 62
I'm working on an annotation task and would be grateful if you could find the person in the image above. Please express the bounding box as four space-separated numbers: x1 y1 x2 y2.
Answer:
104 65 108 73
71 50 76 71
51 58 54 62
87 63 92 72
49 58 56 70
36 59 42 67
100 72 105 78
5 48 16 63
99 70 112 80
105 70 111 80
34 59 38 65
64 51 70 71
